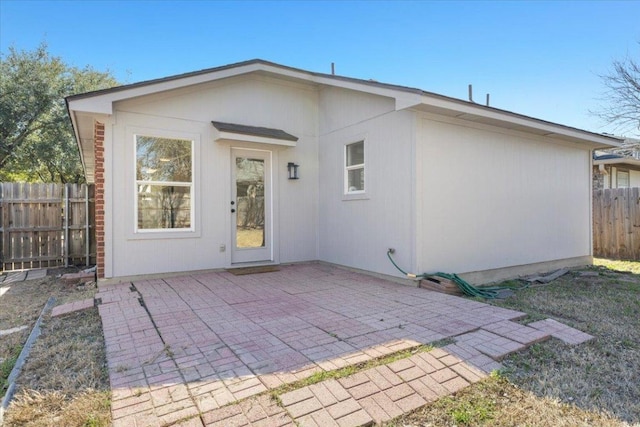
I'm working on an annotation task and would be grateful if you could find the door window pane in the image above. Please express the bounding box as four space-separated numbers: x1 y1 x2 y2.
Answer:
236 157 265 248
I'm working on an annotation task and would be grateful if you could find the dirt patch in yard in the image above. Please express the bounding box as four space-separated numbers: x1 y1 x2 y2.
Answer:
1 268 97 395
1 268 109 426
0 268 95 331
0 330 27 395
3 308 110 427
13 309 108 393
5 390 110 427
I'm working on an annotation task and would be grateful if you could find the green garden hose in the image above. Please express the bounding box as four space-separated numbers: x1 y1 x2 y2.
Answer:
386 249 527 299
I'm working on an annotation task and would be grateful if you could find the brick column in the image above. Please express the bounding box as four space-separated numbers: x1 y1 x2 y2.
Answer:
592 166 604 191
94 122 105 279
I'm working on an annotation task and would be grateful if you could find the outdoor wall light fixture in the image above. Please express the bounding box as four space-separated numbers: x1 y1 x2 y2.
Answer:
287 162 300 180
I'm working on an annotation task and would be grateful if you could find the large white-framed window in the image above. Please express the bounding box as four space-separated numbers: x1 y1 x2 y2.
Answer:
345 140 365 194
135 134 194 232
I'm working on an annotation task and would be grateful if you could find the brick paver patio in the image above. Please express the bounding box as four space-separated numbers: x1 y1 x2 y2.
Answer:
95 262 593 426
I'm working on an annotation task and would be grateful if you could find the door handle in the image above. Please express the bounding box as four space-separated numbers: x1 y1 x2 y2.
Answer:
231 208 236 213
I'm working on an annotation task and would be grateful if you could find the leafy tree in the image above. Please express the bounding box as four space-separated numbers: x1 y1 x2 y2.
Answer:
0 43 119 182
594 44 640 137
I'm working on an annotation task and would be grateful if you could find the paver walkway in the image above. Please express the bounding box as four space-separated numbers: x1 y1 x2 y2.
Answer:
95 263 593 426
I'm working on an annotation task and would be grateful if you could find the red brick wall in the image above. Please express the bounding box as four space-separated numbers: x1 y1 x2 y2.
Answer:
94 122 105 279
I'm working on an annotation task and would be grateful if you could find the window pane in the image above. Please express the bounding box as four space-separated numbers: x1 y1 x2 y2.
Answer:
136 136 192 182
346 141 364 166
348 168 364 192
137 185 191 229
617 171 630 188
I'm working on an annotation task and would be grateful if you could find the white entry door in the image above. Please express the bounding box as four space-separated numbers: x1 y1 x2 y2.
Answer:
231 149 272 263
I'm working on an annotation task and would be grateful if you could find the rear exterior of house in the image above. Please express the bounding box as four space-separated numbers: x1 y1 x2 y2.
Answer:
67 60 617 284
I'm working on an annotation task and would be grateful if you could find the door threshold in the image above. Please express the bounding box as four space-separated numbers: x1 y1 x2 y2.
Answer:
229 261 279 268
226 263 280 276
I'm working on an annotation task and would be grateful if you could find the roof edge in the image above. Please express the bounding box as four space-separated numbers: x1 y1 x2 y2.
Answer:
66 58 622 147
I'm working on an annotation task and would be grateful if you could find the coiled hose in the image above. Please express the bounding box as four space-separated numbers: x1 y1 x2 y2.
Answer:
386 249 527 299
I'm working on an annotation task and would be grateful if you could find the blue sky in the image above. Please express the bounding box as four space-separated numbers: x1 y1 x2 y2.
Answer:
1 1 639 136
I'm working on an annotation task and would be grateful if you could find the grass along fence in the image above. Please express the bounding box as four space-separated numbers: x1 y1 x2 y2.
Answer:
593 187 640 261
0 183 95 272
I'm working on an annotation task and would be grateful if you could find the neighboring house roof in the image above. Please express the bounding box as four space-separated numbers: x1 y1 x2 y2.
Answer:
594 153 625 161
594 138 640 167
67 59 622 182
594 154 640 167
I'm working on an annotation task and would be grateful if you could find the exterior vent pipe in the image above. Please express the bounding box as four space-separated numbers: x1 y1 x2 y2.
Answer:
331 62 335 75
468 84 474 103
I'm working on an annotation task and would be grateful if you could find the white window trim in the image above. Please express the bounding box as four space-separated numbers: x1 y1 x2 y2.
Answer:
616 169 630 188
127 127 200 239
344 140 366 197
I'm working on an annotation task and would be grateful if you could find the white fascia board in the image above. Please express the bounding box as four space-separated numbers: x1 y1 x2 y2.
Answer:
413 94 620 148
67 61 421 116
67 62 271 115
213 129 297 147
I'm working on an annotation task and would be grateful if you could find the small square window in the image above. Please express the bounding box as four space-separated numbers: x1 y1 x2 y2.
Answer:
345 141 365 193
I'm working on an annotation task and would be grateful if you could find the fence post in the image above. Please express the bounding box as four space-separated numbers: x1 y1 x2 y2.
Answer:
64 184 69 268
85 184 90 267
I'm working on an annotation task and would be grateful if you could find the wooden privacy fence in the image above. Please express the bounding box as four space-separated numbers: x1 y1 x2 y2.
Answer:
0 183 95 272
593 187 640 260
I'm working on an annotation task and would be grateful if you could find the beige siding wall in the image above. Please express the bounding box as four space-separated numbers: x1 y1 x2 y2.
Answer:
318 87 416 277
417 115 592 276
104 75 319 278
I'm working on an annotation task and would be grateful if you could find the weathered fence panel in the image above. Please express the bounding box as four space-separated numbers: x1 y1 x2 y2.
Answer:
593 187 640 260
0 183 95 271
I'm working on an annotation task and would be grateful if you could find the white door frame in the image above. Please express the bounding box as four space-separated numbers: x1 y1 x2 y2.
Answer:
231 148 273 264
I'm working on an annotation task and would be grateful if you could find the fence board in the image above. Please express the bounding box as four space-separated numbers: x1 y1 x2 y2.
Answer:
0 183 95 271
593 187 640 260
